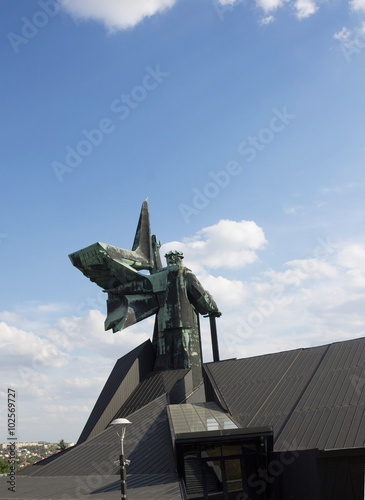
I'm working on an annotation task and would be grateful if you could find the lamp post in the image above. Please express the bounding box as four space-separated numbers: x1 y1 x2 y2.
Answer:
110 418 132 500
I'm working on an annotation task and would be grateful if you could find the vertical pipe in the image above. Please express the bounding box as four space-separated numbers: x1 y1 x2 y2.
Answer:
209 314 220 362
197 312 204 367
193 312 203 387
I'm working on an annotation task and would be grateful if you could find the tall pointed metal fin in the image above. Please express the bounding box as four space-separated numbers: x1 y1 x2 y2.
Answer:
131 198 153 267
152 235 162 272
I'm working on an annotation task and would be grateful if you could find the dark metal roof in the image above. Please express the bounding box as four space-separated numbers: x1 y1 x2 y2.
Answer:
19 394 176 478
204 337 365 452
0 474 183 499
113 369 190 419
13 336 365 498
77 339 155 444
183 382 206 404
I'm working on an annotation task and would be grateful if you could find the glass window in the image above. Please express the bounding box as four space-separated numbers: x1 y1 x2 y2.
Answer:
180 435 271 500
225 458 243 492
201 443 222 458
203 459 224 496
184 453 204 499
222 443 242 457
242 439 259 452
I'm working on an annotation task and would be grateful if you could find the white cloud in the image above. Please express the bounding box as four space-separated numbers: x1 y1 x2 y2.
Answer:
161 219 267 272
63 376 106 398
260 14 275 24
294 0 318 19
253 0 320 22
0 322 69 370
321 182 365 195
43 404 90 415
60 0 177 32
334 27 353 43
218 0 242 4
58 0 363 34
350 0 365 11
266 258 338 287
199 275 248 310
256 0 286 13
222 241 365 357
52 309 151 357
337 243 365 269
336 244 365 288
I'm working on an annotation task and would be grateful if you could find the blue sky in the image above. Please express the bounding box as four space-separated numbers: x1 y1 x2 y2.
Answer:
1 0 365 443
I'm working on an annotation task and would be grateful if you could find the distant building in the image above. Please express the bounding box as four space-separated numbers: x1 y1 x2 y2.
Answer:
1 336 363 499
1 442 46 450
18 462 30 468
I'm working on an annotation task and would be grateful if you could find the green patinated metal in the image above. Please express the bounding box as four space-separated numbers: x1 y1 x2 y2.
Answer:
69 198 221 387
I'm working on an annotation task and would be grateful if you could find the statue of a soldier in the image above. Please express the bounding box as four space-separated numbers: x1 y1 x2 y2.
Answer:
152 249 220 384
69 199 221 387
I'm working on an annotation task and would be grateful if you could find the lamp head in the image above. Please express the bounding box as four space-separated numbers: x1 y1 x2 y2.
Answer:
110 418 132 427
110 418 132 444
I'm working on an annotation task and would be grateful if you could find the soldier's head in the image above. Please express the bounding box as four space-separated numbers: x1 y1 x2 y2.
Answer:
165 250 184 266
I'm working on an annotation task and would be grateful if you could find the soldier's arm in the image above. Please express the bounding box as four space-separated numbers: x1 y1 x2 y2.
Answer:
185 270 222 317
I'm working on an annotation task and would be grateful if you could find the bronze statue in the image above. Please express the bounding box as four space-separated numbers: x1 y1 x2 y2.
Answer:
69 199 221 387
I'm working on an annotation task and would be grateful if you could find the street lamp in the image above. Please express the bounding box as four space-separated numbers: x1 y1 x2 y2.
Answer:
110 418 132 500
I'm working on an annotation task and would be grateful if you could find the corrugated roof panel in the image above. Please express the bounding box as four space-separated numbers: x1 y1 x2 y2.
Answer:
113 369 189 419
314 408 343 450
283 408 327 450
297 363 363 412
209 337 365 452
352 404 365 448
349 365 365 405
325 405 353 449
335 404 363 449
273 338 365 450
276 403 365 451
184 382 206 404
274 409 310 451
205 343 327 434
0 474 183 499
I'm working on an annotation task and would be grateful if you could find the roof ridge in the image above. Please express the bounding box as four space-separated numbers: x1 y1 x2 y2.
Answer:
274 343 331 442
245 349 304 428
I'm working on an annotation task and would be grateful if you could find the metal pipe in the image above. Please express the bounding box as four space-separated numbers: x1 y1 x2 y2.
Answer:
209 314 220 362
